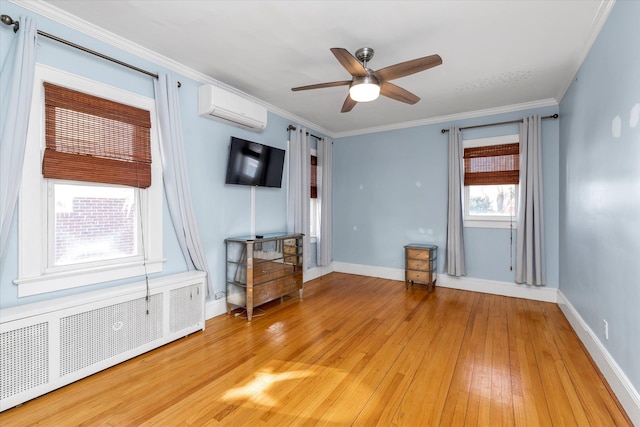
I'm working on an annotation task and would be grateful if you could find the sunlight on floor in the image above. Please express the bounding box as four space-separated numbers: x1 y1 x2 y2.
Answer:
222 366 314 406
219 359 370 423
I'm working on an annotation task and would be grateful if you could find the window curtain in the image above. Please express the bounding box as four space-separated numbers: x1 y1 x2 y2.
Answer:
153 73 212 295
287 127 310 270
316 137 333 267
0 16 36 260
515 115 545 285
444 127 466 276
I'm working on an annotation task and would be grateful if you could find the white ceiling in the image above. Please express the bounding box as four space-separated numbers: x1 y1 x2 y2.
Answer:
20 1 612 136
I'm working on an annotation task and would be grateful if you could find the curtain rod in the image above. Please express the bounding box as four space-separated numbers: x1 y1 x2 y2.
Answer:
1 14 180 87
287 125 323 140
440 114 558 133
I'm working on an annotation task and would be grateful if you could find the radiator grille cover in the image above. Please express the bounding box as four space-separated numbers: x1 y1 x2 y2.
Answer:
170 284 203 333
60 294 162 376
0 323 49 400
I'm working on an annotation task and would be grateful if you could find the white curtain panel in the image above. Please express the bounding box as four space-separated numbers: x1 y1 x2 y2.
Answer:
153 73 212 295
287 127 311 270
317 137 333 267
0 16 37 260
444 127 466 276
516 115 546 285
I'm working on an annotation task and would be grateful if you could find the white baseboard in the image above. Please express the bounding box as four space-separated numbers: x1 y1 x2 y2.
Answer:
557 291 640 425
304 263 335 282
333 261 404 281
206 298 227 320
437 275 558 303
333 262 557 303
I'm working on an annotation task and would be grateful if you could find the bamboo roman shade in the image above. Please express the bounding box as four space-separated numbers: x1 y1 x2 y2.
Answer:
463 143 519 186
42 82 152 188
310 154 317 199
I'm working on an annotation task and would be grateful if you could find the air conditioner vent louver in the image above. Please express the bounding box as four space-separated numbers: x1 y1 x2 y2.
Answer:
0 323 49 400
198 85 267 132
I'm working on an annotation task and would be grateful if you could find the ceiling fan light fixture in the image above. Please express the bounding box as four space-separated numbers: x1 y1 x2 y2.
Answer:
349 75 380 102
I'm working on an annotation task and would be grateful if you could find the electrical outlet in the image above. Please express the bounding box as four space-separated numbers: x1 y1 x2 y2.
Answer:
603 319 609 340
214 291 225 300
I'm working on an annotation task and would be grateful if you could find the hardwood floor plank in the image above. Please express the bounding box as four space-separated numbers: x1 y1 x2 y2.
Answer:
0 273 631 426
437 292 482 426
488 296 516 427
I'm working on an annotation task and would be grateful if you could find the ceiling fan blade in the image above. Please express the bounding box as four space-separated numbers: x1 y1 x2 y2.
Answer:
330 48 367 77
380 82 420 104
291 80 352 91
374 54 442 82
341 94 357 113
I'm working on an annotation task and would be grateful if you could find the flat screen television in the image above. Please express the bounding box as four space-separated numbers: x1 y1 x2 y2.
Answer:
224 137 285 188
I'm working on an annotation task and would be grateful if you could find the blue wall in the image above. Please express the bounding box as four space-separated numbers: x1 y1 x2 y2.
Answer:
0 1 324 308
559 0 640 394
333 106 560 287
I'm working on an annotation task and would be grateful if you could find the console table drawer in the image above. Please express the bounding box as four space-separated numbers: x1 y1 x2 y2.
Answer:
253 274 302 306
254 261 296 283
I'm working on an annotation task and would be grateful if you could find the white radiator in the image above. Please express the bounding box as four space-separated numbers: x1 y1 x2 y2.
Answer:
0 271 206 411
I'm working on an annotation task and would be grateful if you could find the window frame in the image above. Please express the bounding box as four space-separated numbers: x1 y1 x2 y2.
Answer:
463 134 519 229
15 64 163 297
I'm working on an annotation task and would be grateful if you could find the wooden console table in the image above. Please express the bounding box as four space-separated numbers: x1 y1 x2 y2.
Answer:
225 233 303 321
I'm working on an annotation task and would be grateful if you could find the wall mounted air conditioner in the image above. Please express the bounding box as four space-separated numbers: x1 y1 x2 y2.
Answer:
198 85 267 132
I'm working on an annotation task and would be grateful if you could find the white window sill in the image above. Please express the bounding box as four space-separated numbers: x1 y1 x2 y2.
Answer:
310 236 317 244
14 258 165 297
464 219 516 229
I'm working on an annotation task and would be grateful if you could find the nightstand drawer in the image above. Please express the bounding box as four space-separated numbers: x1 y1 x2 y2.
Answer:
406 247 436 260
406 258 436 271
406 269 433 284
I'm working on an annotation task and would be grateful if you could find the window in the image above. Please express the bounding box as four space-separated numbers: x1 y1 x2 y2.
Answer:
16 65 163 297
463 134 519 228
50 183 139 267
310 149 320 241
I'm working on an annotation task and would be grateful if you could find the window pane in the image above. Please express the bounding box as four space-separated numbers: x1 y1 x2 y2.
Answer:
468 184 517 216
310 198 320 238
53 184 139 265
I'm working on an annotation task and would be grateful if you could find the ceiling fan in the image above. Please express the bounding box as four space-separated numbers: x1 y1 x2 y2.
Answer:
291 47 442 113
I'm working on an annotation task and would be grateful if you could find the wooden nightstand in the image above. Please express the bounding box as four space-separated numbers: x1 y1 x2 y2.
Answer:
404 244 438 291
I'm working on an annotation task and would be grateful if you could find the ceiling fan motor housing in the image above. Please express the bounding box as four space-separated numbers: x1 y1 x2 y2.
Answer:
355 47 375 65
351 70 379 87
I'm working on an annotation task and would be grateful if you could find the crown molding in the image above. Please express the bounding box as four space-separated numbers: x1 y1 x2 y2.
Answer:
9 0 571 140
555 0 615 103
8 0 332 137
332 98 559 138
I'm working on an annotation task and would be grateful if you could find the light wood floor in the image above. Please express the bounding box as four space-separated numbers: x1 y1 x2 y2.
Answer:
1 273 631 426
